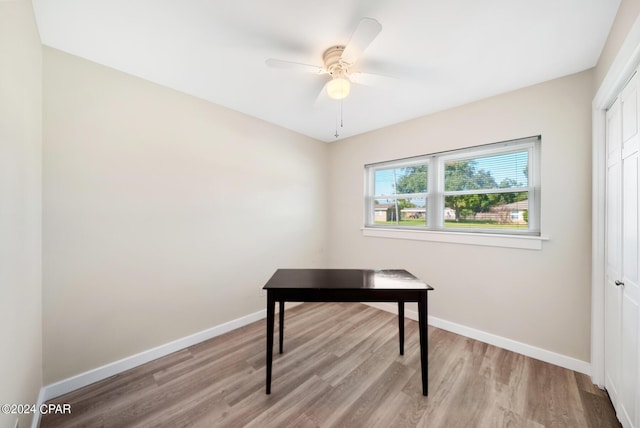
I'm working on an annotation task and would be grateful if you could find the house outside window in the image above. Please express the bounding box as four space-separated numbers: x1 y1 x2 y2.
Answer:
364 136 540 235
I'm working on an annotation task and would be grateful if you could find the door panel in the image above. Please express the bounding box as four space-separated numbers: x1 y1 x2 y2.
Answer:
621 288 639 427
622 72 639 151
606 98 622 404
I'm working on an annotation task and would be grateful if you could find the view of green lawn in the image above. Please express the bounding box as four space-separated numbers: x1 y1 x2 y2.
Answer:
374 219 528 229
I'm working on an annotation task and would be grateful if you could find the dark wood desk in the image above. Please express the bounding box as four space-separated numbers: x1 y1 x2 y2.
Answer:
263 269 434 396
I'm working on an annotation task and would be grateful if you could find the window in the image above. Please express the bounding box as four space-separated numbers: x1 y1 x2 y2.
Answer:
365 136 540 235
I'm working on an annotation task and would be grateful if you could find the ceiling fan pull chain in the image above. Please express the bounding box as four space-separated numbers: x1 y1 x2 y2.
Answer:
334 101 345 139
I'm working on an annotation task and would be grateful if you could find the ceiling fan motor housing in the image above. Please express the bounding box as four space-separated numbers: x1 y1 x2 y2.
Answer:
323 46 349 76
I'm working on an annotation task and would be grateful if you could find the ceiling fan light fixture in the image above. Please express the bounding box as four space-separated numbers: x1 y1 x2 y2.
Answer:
327 77 351 100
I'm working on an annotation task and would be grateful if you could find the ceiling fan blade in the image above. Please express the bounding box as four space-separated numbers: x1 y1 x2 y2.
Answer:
341 18 382 66
314 81 330 107
265 58 325 74
349 71 393 86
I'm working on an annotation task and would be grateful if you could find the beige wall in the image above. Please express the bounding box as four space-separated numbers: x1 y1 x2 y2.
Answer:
595 0 640 87
42 48 328 383
0 1 43 427
327 70 594 362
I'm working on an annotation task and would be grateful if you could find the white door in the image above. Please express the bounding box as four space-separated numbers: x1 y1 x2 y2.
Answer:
606 70 640 428
605 95 622 411
620 69 640 428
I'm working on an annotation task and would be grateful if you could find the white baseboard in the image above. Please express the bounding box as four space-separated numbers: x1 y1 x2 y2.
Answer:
364 302 592 376
39 308 270 402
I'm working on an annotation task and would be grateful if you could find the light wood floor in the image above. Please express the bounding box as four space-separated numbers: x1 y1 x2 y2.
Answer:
40 302 621 428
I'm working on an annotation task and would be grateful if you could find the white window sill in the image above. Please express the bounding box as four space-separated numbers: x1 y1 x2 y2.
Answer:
361 227 549 250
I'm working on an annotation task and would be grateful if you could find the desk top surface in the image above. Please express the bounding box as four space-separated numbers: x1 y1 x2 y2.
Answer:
263 269 433 291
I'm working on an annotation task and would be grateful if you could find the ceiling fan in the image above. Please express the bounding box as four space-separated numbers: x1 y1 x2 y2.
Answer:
265 18 383 101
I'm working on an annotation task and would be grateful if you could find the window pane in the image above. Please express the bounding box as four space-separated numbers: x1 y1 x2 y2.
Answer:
374 165 427 196
444 192 529 230
445 151 528 192
374 197 427 225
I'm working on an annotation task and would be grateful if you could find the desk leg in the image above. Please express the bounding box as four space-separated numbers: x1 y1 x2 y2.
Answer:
279 301 285 354
417 291 428 396
266 292 275 394
398 301 404 355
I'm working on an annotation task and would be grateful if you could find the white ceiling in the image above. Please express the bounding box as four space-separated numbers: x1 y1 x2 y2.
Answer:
32 0 620 142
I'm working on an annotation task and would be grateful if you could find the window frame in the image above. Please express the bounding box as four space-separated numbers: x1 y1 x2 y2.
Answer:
364 136 541 237
366 157 430 226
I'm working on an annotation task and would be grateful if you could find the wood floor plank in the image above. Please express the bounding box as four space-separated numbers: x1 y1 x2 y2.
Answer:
523 357 590 427
243 375 331 428
40 303 621 428
317 315 398 386
305 337 401 427
328 361 415 427
578 388 623 428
